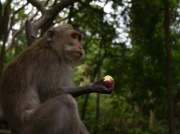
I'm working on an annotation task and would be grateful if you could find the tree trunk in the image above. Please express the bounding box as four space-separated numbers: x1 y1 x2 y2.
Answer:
82 94 89 120
95 93 100 133
0 0 12 78
163 0 174 134
0 43 5 78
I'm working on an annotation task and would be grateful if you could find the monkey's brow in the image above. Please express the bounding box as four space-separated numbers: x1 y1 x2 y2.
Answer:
67 30 82 40
70 30 81 35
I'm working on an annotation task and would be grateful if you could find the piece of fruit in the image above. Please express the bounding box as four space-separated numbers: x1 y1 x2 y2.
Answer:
103 75 114 88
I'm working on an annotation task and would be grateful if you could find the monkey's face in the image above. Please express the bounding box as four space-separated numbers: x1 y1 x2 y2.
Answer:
45 25 85 63
63 30 85 62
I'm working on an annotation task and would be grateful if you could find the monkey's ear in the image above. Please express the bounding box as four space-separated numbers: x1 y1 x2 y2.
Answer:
45 30 54 44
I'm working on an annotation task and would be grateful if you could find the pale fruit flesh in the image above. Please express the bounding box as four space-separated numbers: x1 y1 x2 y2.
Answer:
104 75 114 81
103 75 114 88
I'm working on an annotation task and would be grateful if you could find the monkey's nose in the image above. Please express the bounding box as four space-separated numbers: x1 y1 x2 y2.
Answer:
79 45 83 49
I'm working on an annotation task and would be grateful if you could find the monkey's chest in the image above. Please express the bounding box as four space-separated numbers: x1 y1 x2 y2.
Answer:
31 64 74 99
46 69 74 88
57 70 74 87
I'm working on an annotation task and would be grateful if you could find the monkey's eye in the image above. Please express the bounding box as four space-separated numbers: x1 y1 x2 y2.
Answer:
78 35 82 41
71 33 82 41
71 33 78 39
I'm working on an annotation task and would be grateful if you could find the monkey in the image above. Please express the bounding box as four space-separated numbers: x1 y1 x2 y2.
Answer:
0 24 113 134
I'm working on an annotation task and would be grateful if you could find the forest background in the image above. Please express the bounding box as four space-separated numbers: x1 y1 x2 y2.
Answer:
0 0 179 134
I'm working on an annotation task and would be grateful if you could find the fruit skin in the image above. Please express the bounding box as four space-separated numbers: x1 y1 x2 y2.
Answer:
103 75 114 88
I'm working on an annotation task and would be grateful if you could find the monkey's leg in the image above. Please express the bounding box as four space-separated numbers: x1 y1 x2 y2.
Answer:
23 94 88 134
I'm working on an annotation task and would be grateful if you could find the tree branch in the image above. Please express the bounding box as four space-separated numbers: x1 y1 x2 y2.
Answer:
51 0 79 14
26 0 80 45
1 0 12 39
27 0 46 13
0 1 2 39
52 0 58 7
25 20 37 46
34 0 79 30
6 23 24 50
0 1 2 18
45 0 50 6
0 0 12 77
8 2 28 35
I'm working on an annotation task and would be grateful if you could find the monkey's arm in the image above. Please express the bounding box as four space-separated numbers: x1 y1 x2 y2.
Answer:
42 79 113 100
63 79 113 98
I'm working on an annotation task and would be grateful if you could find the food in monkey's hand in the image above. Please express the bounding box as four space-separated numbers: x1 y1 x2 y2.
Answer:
103 75 114 88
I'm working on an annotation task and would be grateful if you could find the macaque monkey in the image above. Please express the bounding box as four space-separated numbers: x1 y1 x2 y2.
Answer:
0 24 113 134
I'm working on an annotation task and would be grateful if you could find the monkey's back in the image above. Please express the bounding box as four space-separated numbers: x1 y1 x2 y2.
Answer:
0 43 74 127
0 49 37 127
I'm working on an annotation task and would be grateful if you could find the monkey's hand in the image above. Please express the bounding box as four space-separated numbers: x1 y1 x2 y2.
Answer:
91 78 114 94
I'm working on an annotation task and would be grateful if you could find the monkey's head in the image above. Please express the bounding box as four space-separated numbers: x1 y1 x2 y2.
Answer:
45 24 85 63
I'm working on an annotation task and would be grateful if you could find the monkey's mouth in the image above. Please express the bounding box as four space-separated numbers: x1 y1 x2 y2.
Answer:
71 51 84 59
73 51 83 56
